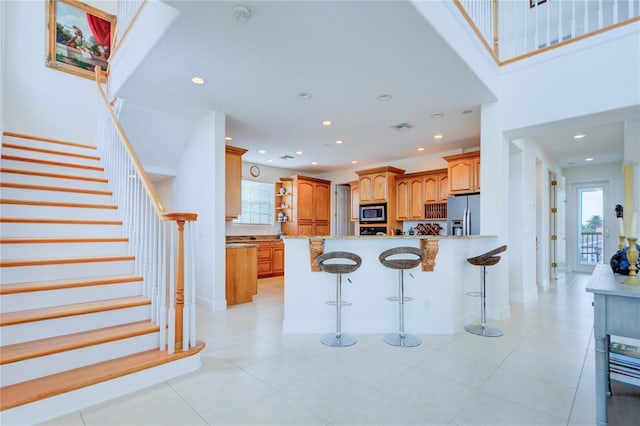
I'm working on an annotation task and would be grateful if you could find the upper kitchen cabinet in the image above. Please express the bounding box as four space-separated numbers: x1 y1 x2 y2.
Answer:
443 152 480 195
225 145 248 221
280 175 331 236
356 166 405 204
422 169 448 202
396 174 425 221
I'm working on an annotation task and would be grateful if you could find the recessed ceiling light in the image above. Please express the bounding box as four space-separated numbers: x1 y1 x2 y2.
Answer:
297 92 312 100
431 113 444 119
296 151 303 155
417 147 425 152
351 160 358 164
322 120 332 126
335 140 343 144
433 134 444 140
311 161 318 165
377 94 392 101
574 134 587 139
191 77 205 85
267 159 273 163
224 136 232 141
258 150 266 154
585 157 594 162
232 5 251 22
462 109 473 114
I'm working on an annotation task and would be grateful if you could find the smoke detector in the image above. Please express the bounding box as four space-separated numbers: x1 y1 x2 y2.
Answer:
390 122 413 131
232 5 251 22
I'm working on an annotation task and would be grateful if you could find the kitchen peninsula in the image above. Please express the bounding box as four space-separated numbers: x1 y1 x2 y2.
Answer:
282 234 505 334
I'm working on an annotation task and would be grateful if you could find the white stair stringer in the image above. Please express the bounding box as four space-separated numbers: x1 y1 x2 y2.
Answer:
0 332 160 387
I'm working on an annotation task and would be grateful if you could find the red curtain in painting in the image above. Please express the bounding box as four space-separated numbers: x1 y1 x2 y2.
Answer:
86 13 111 58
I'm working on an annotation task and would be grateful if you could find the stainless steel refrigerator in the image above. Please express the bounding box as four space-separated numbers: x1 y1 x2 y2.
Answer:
447 194 480 235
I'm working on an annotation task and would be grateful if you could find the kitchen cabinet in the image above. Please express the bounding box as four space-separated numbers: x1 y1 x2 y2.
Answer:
443 152 480 195
226 244 257 305
396 169 447 221
279 175 331 236
256 240 285 278
356 166 405 233
350 182 359 222
225 145 247 221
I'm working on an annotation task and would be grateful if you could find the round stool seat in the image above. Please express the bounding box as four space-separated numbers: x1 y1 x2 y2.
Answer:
316 251 362 274
379 247 424 270
466 245 507 266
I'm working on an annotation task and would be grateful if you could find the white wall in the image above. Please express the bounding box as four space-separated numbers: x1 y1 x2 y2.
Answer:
3 0 116 143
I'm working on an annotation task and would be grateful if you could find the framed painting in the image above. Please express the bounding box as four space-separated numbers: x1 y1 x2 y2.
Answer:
46 0 116 80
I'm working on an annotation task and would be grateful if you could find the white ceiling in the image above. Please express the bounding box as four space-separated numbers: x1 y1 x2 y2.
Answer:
116 0 628 174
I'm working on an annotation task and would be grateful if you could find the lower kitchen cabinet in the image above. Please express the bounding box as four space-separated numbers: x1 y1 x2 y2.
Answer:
256 240 285 278
225 244 258 305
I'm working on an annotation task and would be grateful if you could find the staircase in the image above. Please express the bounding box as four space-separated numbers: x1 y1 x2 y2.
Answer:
0 132 204 425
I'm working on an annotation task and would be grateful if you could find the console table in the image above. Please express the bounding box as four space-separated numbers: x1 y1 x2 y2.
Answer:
586 264 640 426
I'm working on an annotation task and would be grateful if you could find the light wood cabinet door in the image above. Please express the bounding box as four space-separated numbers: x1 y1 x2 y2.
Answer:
314 182 331 222
315 222 330 236
297 180 315 222
423 175 439 203
439 175 449 201
359 175 373 203
272 244 284 275
409 178 424 220
473 157 480 192
372 173 387 202
351 183 360 222
226 245 257 305
396 178 409 220
298 223 315 235
448 159 475 194
225 146 246 220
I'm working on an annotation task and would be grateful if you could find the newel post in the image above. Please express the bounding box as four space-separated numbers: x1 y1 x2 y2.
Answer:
163 212 197 351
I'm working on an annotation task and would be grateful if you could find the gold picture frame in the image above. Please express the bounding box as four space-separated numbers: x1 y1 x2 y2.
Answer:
46 0 116 80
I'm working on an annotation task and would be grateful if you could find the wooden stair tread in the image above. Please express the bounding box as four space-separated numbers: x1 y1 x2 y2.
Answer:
0 340 205 411
3 131 97 150
0 217 122 225
0 168 108 183
1 143 101 161
0 199 117 209
0 296 151 326
0 237 128 244
0 321 160 365
0 255 135 268
1 154 104 172
0 182 112 196
0 274 143 295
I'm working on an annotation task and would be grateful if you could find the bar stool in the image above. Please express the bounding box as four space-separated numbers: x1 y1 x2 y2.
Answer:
379 247 425 347
464 245 507 337
316 251 362 347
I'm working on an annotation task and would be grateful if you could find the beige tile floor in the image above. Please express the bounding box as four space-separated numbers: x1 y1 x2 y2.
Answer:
43 272 640 426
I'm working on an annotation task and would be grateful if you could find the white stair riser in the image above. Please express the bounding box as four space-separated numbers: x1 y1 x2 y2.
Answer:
0 187 113 204
0 159 105 180
0 281 144 313
0 222 124 238
2 137 98 156
0 304 152 345
0 332 159 387
1 259 136 284
0 241 130 260
0 204 120 221
0 172 110 191
1 147 102 168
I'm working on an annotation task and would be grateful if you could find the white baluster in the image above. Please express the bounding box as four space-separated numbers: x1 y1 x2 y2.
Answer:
159 222 167 350
546 0 550 47
572 0 576 39
584 0 589 35
189 222 197 347
598 0 603 28
168 224 176 354
558 0 563 44
534 0 539 49
524 1 529 54
613 0 618 23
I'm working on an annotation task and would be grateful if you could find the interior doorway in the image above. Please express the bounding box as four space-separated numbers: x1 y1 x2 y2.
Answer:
570 181 611 273
335 184 354 236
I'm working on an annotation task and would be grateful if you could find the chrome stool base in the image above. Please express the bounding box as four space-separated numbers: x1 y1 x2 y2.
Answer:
320 332 357 347
383 333 421 347
464 324 503 337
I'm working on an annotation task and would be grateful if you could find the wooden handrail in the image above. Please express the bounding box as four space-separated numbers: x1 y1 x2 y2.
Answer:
112 0 149 59
94 68 166 215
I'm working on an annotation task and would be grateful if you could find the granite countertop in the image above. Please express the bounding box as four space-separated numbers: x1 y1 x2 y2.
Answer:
226 243 259 249
226 235 282 243
281 235 496 240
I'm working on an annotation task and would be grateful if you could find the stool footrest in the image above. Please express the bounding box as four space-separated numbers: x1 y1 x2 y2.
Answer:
326 301 352 306
386 296 413 302
465 291 482 297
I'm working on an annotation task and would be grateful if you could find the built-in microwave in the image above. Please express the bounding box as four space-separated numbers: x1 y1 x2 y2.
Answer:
359 203 387 224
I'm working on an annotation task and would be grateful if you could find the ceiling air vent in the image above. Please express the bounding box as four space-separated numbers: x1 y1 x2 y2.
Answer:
390 122 413 131
280 155 295 160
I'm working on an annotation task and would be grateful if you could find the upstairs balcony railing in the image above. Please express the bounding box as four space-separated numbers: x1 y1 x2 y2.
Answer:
454 0 640 64
580 231 603 264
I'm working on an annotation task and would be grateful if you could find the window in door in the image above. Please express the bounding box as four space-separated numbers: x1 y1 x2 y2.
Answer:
578 186 604 266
